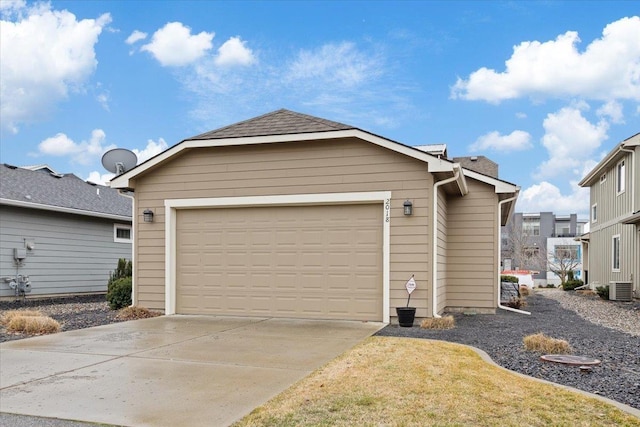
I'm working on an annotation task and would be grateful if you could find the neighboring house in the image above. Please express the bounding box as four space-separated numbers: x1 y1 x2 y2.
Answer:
578 132 640 300
110 109 519 322
0 164 132 299
501 212 587 286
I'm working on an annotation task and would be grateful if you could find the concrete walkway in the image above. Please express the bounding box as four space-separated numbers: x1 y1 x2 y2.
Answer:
0 316 383 427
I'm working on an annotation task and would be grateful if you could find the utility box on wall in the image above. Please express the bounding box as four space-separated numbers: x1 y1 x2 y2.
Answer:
13 248 27 262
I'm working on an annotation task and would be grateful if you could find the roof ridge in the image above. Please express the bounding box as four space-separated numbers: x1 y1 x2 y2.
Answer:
186 109 354 141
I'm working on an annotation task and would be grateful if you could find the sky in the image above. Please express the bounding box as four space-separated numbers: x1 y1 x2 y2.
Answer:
1 1 639 219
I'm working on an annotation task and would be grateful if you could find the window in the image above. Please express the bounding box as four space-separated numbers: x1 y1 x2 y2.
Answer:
114 224 132 243
617 160 625 194
522 218 540 236
554 245 579 261
555 222 570 237
576 223 584 235
612 235 620 271
524 246 540 257
600 173 606 184
591 204 597 223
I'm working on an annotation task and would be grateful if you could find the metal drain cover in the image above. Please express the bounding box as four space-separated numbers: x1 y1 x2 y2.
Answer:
540 355 601 366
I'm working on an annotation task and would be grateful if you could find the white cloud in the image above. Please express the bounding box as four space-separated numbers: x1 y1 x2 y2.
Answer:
215 36 255 66
141 22 213 66
0 2 111 133
37 129 116 165
451 16 640 103
517 181 590 218
85 170 115 186
287 42 383 88
96 92 110 111
597 100 624 124
515 112 527 119
469 130 532 152
125 30 147 44
534 106 609 179
132 138 169 163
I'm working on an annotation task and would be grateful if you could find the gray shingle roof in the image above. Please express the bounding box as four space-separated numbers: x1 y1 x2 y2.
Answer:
0 164 131 218
187 109 355 140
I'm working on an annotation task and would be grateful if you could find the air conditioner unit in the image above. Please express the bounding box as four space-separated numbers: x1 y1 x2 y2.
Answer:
609 281 633 301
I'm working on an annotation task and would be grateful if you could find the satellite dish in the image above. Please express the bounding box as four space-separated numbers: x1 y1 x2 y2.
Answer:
101 148 138 175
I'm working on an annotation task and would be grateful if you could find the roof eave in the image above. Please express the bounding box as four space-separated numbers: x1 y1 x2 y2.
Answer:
579 135 640 187
110 128 457 189
0 198 131 222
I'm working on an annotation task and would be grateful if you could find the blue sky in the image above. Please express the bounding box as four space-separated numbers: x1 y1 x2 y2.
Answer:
1 1 638 219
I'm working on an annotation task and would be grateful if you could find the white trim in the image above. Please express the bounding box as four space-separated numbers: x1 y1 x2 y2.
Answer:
616 159 626 195
164 191 392 323
113 223 132 243
0 198 131 222
591 203 598 223
612 234 621 272
461 169 519 193
111 129 457 189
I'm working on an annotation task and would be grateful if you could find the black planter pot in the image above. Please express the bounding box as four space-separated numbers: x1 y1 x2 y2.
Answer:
396 307 416 327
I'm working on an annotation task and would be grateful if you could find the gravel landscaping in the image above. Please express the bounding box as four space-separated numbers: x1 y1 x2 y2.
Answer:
1 290 638 411
377 289 640 410
0 294 124 342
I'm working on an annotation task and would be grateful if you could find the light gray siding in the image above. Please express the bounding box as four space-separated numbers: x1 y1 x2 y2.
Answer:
0 206 132 298
587 146 639 296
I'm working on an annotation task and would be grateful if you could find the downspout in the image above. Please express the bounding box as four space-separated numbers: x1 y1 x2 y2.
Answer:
498 196 531 315
431 164 462 318
620 147 636 213
118 189 136 307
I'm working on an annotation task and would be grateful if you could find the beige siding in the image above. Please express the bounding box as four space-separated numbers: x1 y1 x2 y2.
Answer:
133 138 434 317
445 179 498 310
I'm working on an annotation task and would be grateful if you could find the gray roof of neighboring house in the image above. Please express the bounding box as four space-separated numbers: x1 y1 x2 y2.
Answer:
0 164 132 219
187 109 355 140
453 156 499 179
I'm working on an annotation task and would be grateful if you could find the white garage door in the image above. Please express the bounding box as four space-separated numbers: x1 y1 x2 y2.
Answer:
176 204 382 320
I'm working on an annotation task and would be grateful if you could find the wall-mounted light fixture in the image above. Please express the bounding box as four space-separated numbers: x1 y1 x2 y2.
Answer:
143 209 154 223
403 200 413 216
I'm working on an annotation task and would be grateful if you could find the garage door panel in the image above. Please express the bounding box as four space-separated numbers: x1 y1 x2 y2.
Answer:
176 204 382 321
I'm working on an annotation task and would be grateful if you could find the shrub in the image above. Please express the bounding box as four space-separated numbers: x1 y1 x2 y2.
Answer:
519 286 530 297
596 285 609 300
567 270 575 281
523 333 572 354
500 275 519 283
505 297 527 309
108 258 132 287
107 277 132 310
116 306 162 320
545 284 556 288
0 310 43 325
420 315 455 329
6 315 60 335
562 279 584 291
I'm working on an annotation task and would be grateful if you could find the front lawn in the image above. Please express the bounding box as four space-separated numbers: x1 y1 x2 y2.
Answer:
234 337 639 426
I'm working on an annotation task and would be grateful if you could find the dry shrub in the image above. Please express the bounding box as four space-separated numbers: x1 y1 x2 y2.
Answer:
420 315 455 330
0 310 43 325
6 315 60 335
523 333 572 354
116 306 162 320
519 286 530 297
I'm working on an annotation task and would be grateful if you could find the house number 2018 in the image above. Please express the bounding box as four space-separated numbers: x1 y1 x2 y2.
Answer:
385 199 390 222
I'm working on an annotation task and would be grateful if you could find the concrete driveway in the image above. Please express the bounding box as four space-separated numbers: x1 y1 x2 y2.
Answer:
0 315 382 426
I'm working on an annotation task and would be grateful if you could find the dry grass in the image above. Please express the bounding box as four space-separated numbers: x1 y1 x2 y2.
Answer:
523 332 572 354
5 315 60 335
519 286 531 297
420 315 455 329
0 309 44 325
116 306 162 320
233 337 637 427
